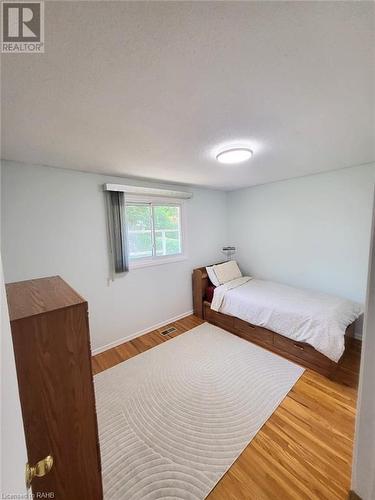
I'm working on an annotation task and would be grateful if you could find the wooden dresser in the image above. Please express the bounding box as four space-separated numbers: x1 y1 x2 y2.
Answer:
6 276 103 499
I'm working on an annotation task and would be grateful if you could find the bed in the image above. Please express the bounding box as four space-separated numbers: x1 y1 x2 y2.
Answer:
192 264 361 377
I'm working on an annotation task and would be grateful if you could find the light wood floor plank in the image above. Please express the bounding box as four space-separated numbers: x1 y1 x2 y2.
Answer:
92 314 360 499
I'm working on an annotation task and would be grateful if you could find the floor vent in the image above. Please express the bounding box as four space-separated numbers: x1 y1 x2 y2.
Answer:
160 326 177 336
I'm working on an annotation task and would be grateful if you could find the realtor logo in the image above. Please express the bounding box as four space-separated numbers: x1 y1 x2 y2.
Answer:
1 1 44 53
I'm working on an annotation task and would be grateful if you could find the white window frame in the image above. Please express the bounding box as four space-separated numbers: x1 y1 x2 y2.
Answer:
125 195 187 269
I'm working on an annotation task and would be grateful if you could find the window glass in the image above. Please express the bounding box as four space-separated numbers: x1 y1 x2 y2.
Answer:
125 202 183 263
153 205 181 257
125 205 153 260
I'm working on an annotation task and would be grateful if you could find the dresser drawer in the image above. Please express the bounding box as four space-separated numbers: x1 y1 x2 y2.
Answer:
234 318 273 346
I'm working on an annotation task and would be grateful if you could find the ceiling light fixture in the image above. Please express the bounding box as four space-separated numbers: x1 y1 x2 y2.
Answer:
216 147 253 164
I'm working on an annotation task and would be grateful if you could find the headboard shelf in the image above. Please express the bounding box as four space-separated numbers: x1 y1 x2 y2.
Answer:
192 262 224 318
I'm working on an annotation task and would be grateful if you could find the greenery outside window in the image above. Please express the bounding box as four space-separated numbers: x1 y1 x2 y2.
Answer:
125 198 185 268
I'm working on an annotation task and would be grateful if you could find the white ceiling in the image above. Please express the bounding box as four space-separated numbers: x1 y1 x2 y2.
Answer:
2 1 374 190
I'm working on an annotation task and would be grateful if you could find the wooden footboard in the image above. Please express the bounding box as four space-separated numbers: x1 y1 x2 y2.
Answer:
192 265 354 378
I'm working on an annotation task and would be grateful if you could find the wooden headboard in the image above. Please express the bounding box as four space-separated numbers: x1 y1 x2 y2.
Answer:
192 266 209 318
192 263 225 318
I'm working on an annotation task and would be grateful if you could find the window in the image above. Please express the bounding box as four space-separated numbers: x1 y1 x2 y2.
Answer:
125 199 185 267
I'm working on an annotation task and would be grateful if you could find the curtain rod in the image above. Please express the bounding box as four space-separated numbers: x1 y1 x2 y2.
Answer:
103 183 192 199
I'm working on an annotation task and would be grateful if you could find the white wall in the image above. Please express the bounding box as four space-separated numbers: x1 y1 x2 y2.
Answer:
1 161 228 351
352 196 375 500
227 164 375 305
2 161 374 352
1 256 27 495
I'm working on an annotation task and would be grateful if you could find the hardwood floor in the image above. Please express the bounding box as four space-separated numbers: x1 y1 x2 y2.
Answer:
92 315 361 500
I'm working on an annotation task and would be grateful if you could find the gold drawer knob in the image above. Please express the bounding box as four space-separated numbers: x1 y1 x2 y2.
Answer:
25 455 53 489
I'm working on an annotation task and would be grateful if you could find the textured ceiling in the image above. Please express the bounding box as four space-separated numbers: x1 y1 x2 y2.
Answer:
1 1 374 190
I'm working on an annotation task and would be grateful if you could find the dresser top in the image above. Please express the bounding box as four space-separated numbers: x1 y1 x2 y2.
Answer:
6 276 86 321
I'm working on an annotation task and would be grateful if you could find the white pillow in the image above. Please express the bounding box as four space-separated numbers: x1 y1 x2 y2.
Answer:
206 266 221 287
213 261 242 285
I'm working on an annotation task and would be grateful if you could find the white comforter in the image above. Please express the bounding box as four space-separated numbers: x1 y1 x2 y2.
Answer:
211 278 362 362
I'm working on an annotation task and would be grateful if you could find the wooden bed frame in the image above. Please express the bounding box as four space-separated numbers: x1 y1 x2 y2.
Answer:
193 265 354 378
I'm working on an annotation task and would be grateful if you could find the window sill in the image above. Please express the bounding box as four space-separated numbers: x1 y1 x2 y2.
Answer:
129 254 188 270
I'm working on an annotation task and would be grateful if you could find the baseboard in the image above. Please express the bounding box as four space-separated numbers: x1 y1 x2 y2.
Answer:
92 310 194 355
348 490 362 500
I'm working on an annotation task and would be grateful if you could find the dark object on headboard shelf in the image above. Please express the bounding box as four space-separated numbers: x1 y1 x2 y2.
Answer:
205 285 215 303
192 265 354 378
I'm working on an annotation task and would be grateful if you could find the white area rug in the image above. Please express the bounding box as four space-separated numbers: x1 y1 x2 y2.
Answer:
95 323 304 499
